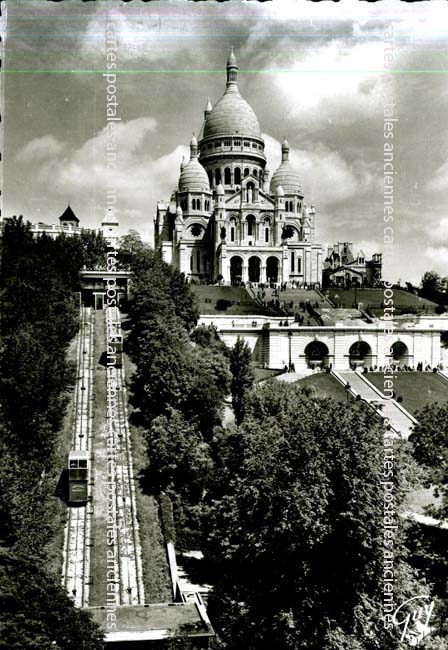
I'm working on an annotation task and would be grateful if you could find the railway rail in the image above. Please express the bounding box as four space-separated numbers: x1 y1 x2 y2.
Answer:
105 307 145 606
62 307 94 608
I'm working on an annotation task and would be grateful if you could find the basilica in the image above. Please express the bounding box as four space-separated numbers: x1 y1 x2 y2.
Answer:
154 50 324 286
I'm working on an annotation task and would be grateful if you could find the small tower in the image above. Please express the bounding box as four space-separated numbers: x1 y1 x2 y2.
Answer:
204 97 212 120
101 208 119 246
59 204 80 228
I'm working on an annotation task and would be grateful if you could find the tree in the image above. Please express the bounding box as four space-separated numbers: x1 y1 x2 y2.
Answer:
205 381 429 650
145 409 213 500
409 403 448 519
0 550 104 650
229 337 254 424
421 271 442 295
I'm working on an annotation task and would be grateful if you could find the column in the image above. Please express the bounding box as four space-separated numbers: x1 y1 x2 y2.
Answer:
242 264 249 283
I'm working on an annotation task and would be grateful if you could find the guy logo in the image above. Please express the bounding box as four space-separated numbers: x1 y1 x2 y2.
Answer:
392 595 435 646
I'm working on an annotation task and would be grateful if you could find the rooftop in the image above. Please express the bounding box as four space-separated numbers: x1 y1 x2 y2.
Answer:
88 603 214 643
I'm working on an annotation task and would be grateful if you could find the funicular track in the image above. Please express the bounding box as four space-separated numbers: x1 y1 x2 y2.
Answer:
62 307 95 607
105 307 145 606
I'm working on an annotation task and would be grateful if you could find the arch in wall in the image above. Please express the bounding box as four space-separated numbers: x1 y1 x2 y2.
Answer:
390 341 410 366
234 167 241 185
224 167 231 185
248 256 261 283
230 255 243 284
304 340 330 368
266 256 280 283
349 340 373 368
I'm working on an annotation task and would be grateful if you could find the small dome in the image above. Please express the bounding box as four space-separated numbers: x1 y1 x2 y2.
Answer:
178 136 210 192
178 160 210 192
176 205 183 216
216 183 224 195
270 138 302 195
276 185 285 197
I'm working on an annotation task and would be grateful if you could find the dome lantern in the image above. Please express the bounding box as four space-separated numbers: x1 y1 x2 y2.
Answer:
190 134 198 159
282 138 290 162
226 48 238 88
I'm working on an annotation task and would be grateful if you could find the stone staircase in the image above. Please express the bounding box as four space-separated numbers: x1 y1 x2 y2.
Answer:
334 370 417 437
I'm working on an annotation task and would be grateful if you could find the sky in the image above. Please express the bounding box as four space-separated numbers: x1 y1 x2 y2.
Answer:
2 0 448 283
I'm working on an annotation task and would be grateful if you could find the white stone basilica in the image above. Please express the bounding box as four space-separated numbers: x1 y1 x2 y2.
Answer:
154 51 324 286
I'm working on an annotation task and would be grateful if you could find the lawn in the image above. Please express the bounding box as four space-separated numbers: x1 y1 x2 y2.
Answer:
326 288 438 314
295 372 352 401
191 285 268 315
252 365 284 383
365 372 448 415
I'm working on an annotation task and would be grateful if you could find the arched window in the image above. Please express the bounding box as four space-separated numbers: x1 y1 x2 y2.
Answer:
231 227 235 242
234 167 241 185
246 215 255 236
215 168 221 185
290 201 294 212
253 169 258 177
190 254 193 271
244 167 250 177
192 199 196 210
297 257 302 273
285 202 289 213
224 168 231 185
265 227 269 243
291 251 295 273
207 170 213 186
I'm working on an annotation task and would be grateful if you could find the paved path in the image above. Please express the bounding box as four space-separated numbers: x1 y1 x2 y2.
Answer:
276 372 312 383
336 371 417 437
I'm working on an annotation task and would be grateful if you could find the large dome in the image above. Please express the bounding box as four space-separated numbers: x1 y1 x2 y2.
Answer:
178 136 210 192
202 50 261 140
270 139 302 195
203 87 261 139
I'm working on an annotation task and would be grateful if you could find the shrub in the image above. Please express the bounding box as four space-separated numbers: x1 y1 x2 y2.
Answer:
159 493 176 544
216 298 232 311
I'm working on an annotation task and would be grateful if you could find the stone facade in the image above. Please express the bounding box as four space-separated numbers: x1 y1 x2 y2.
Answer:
323 242 383 288
154 51 323 287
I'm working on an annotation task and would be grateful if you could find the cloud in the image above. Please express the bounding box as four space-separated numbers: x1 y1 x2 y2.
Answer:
426 162 448 193
27 117 188 240
263 133 376 206
270 39 385 130
16 136 65 163
424 246 448 272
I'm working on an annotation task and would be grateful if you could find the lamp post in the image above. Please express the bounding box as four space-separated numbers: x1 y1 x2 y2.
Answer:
288 330 293 372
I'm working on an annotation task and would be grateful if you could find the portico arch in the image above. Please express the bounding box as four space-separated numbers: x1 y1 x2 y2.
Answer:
230 255 243 285
248 256 261 283
266 256 280 283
